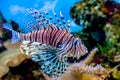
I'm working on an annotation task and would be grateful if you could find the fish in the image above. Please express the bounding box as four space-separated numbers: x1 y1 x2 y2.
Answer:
3 8 88 60
4 8 88 78
20 41 69 78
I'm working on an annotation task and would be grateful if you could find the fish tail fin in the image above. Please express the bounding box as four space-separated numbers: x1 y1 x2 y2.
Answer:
3 23 21 43
11 30 21 43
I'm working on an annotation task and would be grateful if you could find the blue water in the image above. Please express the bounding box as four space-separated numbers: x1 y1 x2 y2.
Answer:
0 0 82 32
0 0 119 32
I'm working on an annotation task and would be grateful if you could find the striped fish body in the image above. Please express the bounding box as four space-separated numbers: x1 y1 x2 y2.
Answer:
19 26 87 58
3 8 88 59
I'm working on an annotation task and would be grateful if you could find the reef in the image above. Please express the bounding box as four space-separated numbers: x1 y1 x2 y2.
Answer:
0 41 28 78
70 0 120 79
70 0 120 50
60 64 108 80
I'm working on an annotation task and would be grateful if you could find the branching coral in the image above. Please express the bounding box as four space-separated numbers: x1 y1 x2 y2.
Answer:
69 64 109 79
80 47 98 64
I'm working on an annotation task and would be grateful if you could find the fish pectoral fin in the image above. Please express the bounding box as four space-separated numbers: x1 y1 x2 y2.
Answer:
57 50 67 62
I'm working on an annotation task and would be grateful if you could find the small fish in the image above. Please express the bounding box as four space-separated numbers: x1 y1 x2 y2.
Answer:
3 8 88 60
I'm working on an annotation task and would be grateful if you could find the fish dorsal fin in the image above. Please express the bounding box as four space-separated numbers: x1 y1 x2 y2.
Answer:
20 8 70 33
53 10 70 31
26 8 47 29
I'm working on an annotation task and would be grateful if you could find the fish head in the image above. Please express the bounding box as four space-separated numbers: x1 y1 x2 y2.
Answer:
74 38 88 55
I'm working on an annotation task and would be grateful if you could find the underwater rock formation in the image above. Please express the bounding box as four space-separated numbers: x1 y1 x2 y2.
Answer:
70 0 120 50
0 11 20 53
0 11 7 53
70 0 106 27
59 64 109 80
70 0 120 27
0 11 12 42
0 41 28 78
0 40 111 80
70 0 106 49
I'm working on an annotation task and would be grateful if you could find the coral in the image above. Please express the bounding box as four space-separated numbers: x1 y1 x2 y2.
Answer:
1 74 23 80
0 41 28 78
110 52 120 62
112 66 120 80
70 0 120 27
102 24 120 59
60 72 105 80
1 59 48 80
70 0 106 27
80 47 98 64
70 0 120 49
112 13 120 27
69 64 109 79
104 24 120 47
3 40 20 50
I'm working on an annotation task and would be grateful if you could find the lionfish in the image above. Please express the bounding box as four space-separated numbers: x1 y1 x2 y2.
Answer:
4 8 88 78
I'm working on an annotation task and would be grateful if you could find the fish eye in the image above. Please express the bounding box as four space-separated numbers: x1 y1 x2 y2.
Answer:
73 40 78 46
58 44 62 48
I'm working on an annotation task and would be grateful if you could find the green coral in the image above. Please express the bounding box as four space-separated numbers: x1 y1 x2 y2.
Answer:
112 14 120 27
104 24 120 52
97 24 120 59
97 42 115 59
112 67 120 79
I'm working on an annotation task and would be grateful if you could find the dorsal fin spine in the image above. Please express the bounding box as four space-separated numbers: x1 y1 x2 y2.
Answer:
25 9 70 32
